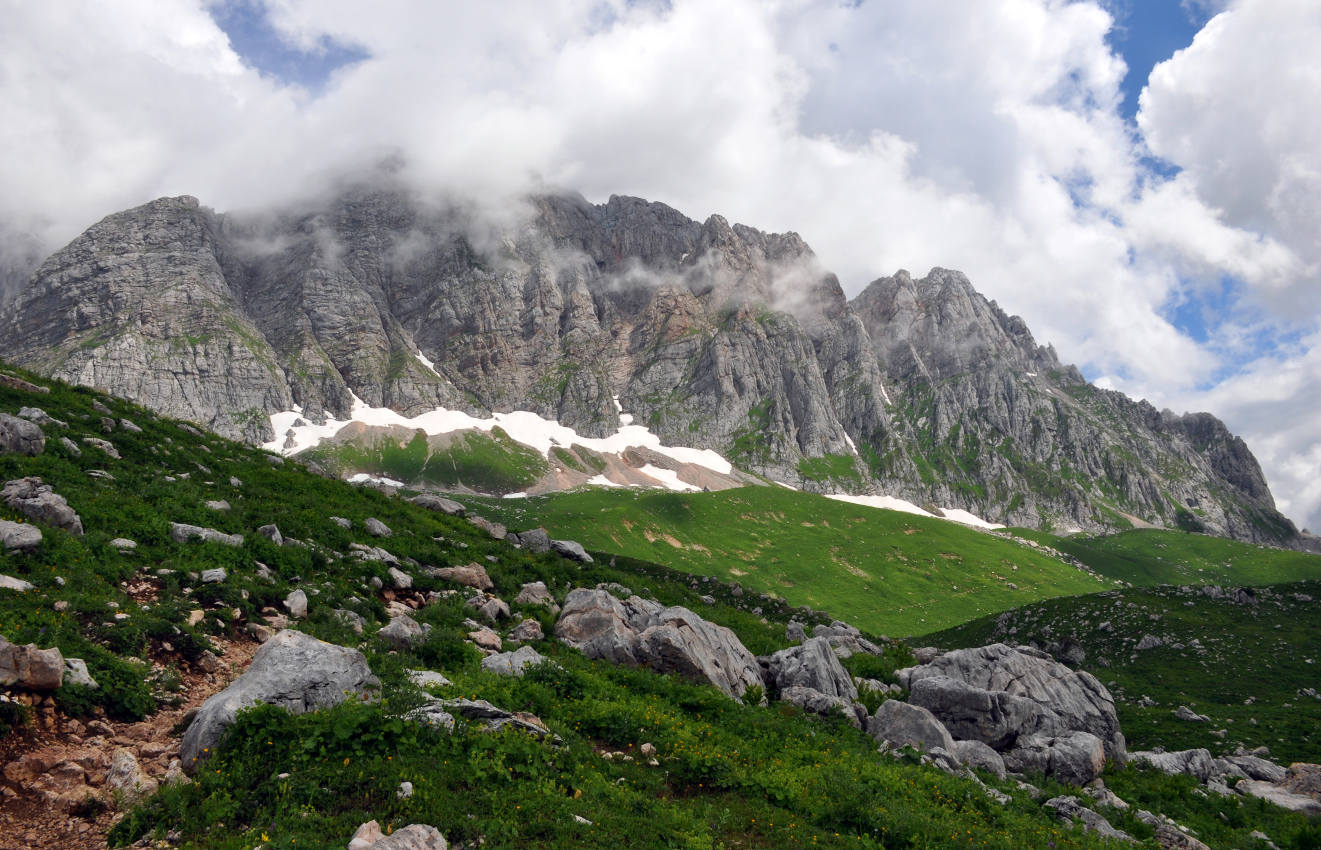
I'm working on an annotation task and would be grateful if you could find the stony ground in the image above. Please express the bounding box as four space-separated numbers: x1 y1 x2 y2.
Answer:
0 637 258 850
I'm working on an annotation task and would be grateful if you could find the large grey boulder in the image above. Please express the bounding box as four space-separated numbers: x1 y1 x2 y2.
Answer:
953 739 1007 780
181 630 379 773
555 588 762 700
0 413 44 456
378 614 431 650
1004 731 1107 786
170 522 243 547
866 699 955 753
0 636 64 690
349 820 448 850
811 620 882 658
0 519 42 553
903 643 1125 763
1 477 83 535
761 637 858 701
0 574 35 592
1043 796 1134 843
1128 748 1214 781
1223 754 1287 783
408 494 465 516
412 697 554 739
513 580 559 612
427 562 493 591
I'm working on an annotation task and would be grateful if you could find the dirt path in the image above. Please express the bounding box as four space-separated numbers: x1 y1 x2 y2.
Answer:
0 637 258 850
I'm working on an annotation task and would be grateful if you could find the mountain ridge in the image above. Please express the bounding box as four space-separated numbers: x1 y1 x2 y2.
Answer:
0 184 1299 546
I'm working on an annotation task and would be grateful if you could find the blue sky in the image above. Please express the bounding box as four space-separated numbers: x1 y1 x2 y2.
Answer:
208 0 368 91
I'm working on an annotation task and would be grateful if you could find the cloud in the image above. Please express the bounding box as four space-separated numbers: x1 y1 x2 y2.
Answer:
0 0 1317 530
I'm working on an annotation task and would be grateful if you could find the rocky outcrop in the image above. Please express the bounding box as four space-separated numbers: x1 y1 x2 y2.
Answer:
170 522 243 547
761 637 857 701
0 636 63 690
0 186 1295 542
181 630 379 773
349 820 448 850
555 588 762 700
866 699 955 753
0 519 42 553
480 646 546 677
902 643 1125 763
1 477 83 535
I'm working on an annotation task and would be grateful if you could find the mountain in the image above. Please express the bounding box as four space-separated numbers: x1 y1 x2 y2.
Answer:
0 179 1298 545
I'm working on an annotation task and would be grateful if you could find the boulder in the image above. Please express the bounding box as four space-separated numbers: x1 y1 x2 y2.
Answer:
511 527 551 553
258 524 284 546
0 637 64 690
408 494 466 517
348 820 448 850
953 739 1007 780
81 436 120 459
1129 749 1215 781
379 615 431 650
284 589 308 619
419 697 554 738
555 588 762 700
0 574 35 592
550 539 592 563
780 685 864 726
388 566 413 590
106 748 157 807
507 618 544 642
406 669 452 689
205 499 231 511
1238 780 1321 816
811 620 882 657
1223 755 1287 782
170 522 243 547
513 580 559 612
1173 705 1209 722
0 412 44 456
1043 796 1134 843
761 637 858 701
480 645 546 677
365 518 392 538
866 699 955 753
469 594 511 623
0 520 42 553
61 658 98 689
468 515 506 540
1 477 83 535
428 562 493 591
17 407 64 427
1005 731 1108 786
903 643 1124 763
786 621 806 643
181 630 379 773
200 568 227 584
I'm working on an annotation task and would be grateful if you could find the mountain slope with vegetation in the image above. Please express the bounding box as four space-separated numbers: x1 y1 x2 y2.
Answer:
5 362 1321 848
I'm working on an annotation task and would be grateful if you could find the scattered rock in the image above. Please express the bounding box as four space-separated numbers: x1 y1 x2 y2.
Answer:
59 436 81 456
1043 796 1134 843
550 539 593 563
181 630 379 773
81 436 120 459
284 589 308 619
109 537 137 550
332 609 366 635
331 516 352 528
0 520 42 553
507 618 544 642
427 697 554 738
365 517 392 538
348 820 448 850
812 620 883 657
379 614 431 650
1 477 84 535
1173 705 1210 722
469 594 510 623
204 499 231 512
481 645 547 677
0 412 45 456
468 628 502 651
258 524 284 546
510 527 550 552
761 636 858 701
1128 749 1214 782
106 748 157 807
0 636 64 689
514 580 559 612
786 621 806 643
200 568 227 584
408 494 466 517
388 566 413 590
119 418 143 433
1004 731 1108 786
467 515 507 540
428 562 494 591
780 685 863 725
953 739 1007 780
349 543 398 564
555 588 762 700
170 522 243 547
17 407 64 427
0 574 36 592
406 669 452 689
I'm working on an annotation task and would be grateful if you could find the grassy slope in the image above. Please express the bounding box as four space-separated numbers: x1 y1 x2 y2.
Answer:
0 364 1162 850
923 580 1321 764
468 488 1113 637
1008 527 1321 588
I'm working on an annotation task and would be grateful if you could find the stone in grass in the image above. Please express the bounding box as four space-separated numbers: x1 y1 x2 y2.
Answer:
513 581 559 612
181 630 379 774
364 517 392 538
0 413 44 456
258 524 284 546
480 645 546 677
0 520 42 553
205 500 231 512
109 538 137 551
378 614 431 650
170 522 242 547
284 589 308 619
408 494 466 517
349 821 448 850
331 516 352 529
2 477 84 535
507 618 544 643
1 574 36 592
388 566 412 590
200 568 227 584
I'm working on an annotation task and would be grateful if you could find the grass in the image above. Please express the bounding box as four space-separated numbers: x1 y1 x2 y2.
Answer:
1009 527 1321 588
465 486 1115 637
923 579 1321 764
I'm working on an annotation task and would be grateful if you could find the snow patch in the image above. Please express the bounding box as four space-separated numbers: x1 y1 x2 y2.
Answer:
348 472 406 488
826 494 1004 529
937 508 1006 530
878 382 892 405
637 464 700 492
415 351 442 377
586 474 621 488
265 394 732 476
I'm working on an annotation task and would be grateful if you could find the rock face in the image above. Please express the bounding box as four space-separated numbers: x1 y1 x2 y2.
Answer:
0 185 1297 543
555 588 762 700
866 699 955 753
181 630 379 773
903 644 1124 761
1 477 81 535
761 637 857 701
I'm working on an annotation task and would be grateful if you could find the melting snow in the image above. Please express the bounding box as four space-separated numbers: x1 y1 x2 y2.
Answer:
826 494 1004 529
842 432 859 455
637 464 700 492
348 472 406 488
586 474 621 488
265 393 732 475
415 351 442 377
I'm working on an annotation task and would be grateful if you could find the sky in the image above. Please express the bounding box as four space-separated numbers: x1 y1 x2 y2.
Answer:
0 0 1318 533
